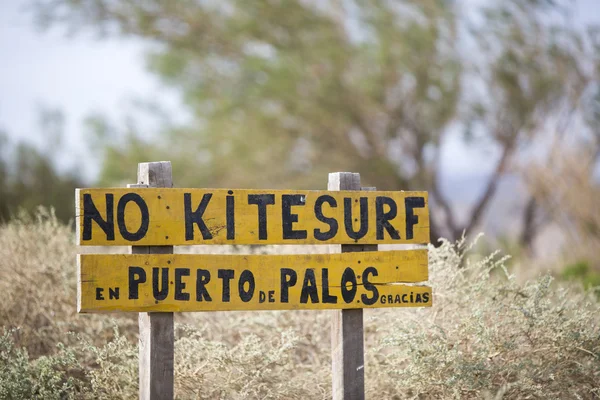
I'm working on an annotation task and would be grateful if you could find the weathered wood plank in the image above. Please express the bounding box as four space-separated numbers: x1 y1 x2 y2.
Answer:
76 187 430 246
331 173 373 400
77 250 431 312
132 162 174 400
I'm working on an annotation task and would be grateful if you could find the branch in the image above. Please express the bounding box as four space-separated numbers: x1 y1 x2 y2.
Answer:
428 213 446 246
430 173 459 239
463 134 517 239
519 196 538 253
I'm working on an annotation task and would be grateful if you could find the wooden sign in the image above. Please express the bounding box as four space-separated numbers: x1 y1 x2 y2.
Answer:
76 188 429 246
78 250 431 312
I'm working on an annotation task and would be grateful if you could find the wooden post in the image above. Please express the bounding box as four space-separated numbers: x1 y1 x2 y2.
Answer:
329 172 376 400
130 162 174 400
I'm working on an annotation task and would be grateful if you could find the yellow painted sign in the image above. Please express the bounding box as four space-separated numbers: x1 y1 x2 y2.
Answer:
78 250 431 312
76 188 429 246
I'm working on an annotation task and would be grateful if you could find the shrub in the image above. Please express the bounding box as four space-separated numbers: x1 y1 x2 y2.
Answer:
367 237 600 398
0 329 86 399
0 211 598 398
0 208 137 358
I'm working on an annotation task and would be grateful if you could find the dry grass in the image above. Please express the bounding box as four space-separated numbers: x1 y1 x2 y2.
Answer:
527 148 600 268
0 210 599 399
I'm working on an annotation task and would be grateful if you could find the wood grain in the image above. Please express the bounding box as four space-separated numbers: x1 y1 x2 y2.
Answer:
76 187 430 246
132 162 174 400
77 251 431 312
331 173 371 400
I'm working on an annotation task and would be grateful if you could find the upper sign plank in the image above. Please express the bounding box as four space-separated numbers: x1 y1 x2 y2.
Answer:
76 188 429 246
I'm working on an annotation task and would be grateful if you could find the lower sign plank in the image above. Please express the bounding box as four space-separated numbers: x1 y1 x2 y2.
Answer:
78 250 431 312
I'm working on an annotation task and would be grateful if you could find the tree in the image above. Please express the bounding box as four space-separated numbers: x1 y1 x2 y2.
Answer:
0 109 84 223
33 0 599 243
0 132 10 219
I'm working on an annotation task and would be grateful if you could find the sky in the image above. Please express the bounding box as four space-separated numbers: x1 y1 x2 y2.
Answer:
0 1 184 179
0 0 599 182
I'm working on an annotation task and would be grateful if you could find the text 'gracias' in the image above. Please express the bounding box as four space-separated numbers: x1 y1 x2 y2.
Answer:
78 250 431 312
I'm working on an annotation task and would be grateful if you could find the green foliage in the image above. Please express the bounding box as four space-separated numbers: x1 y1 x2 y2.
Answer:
0 109 84 224
32 0 600 241
1 212 599 398
562 260 600 291
0 329 85 400
372 239 600 398
5 143 82 223
74 327 138 399
0 208 138 359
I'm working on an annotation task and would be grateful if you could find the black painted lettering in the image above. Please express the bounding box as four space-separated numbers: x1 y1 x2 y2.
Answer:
109 287 119 300
96 287 104 300
280 268 297 303
218 269 234 302
196 269 212 301
423 293 430 303
258 290 275 303
238 270 255 302
380 295 386 304
128 266 146 300
405 197 425 240
152 267 169 301
402 294 408 302
184 193 213 240
375 197 400 240
175 268 190 301
226 195 235 240
300 269 319 303
117 193 149 241
343 198 369 240
361 267 379 305
314 195 338 241
83 193 114 241
341 267 357 303
321 268 337 303
282 194 308 239
248 194 275 240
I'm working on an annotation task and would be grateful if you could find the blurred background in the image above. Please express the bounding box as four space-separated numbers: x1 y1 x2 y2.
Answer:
1 0 599 280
